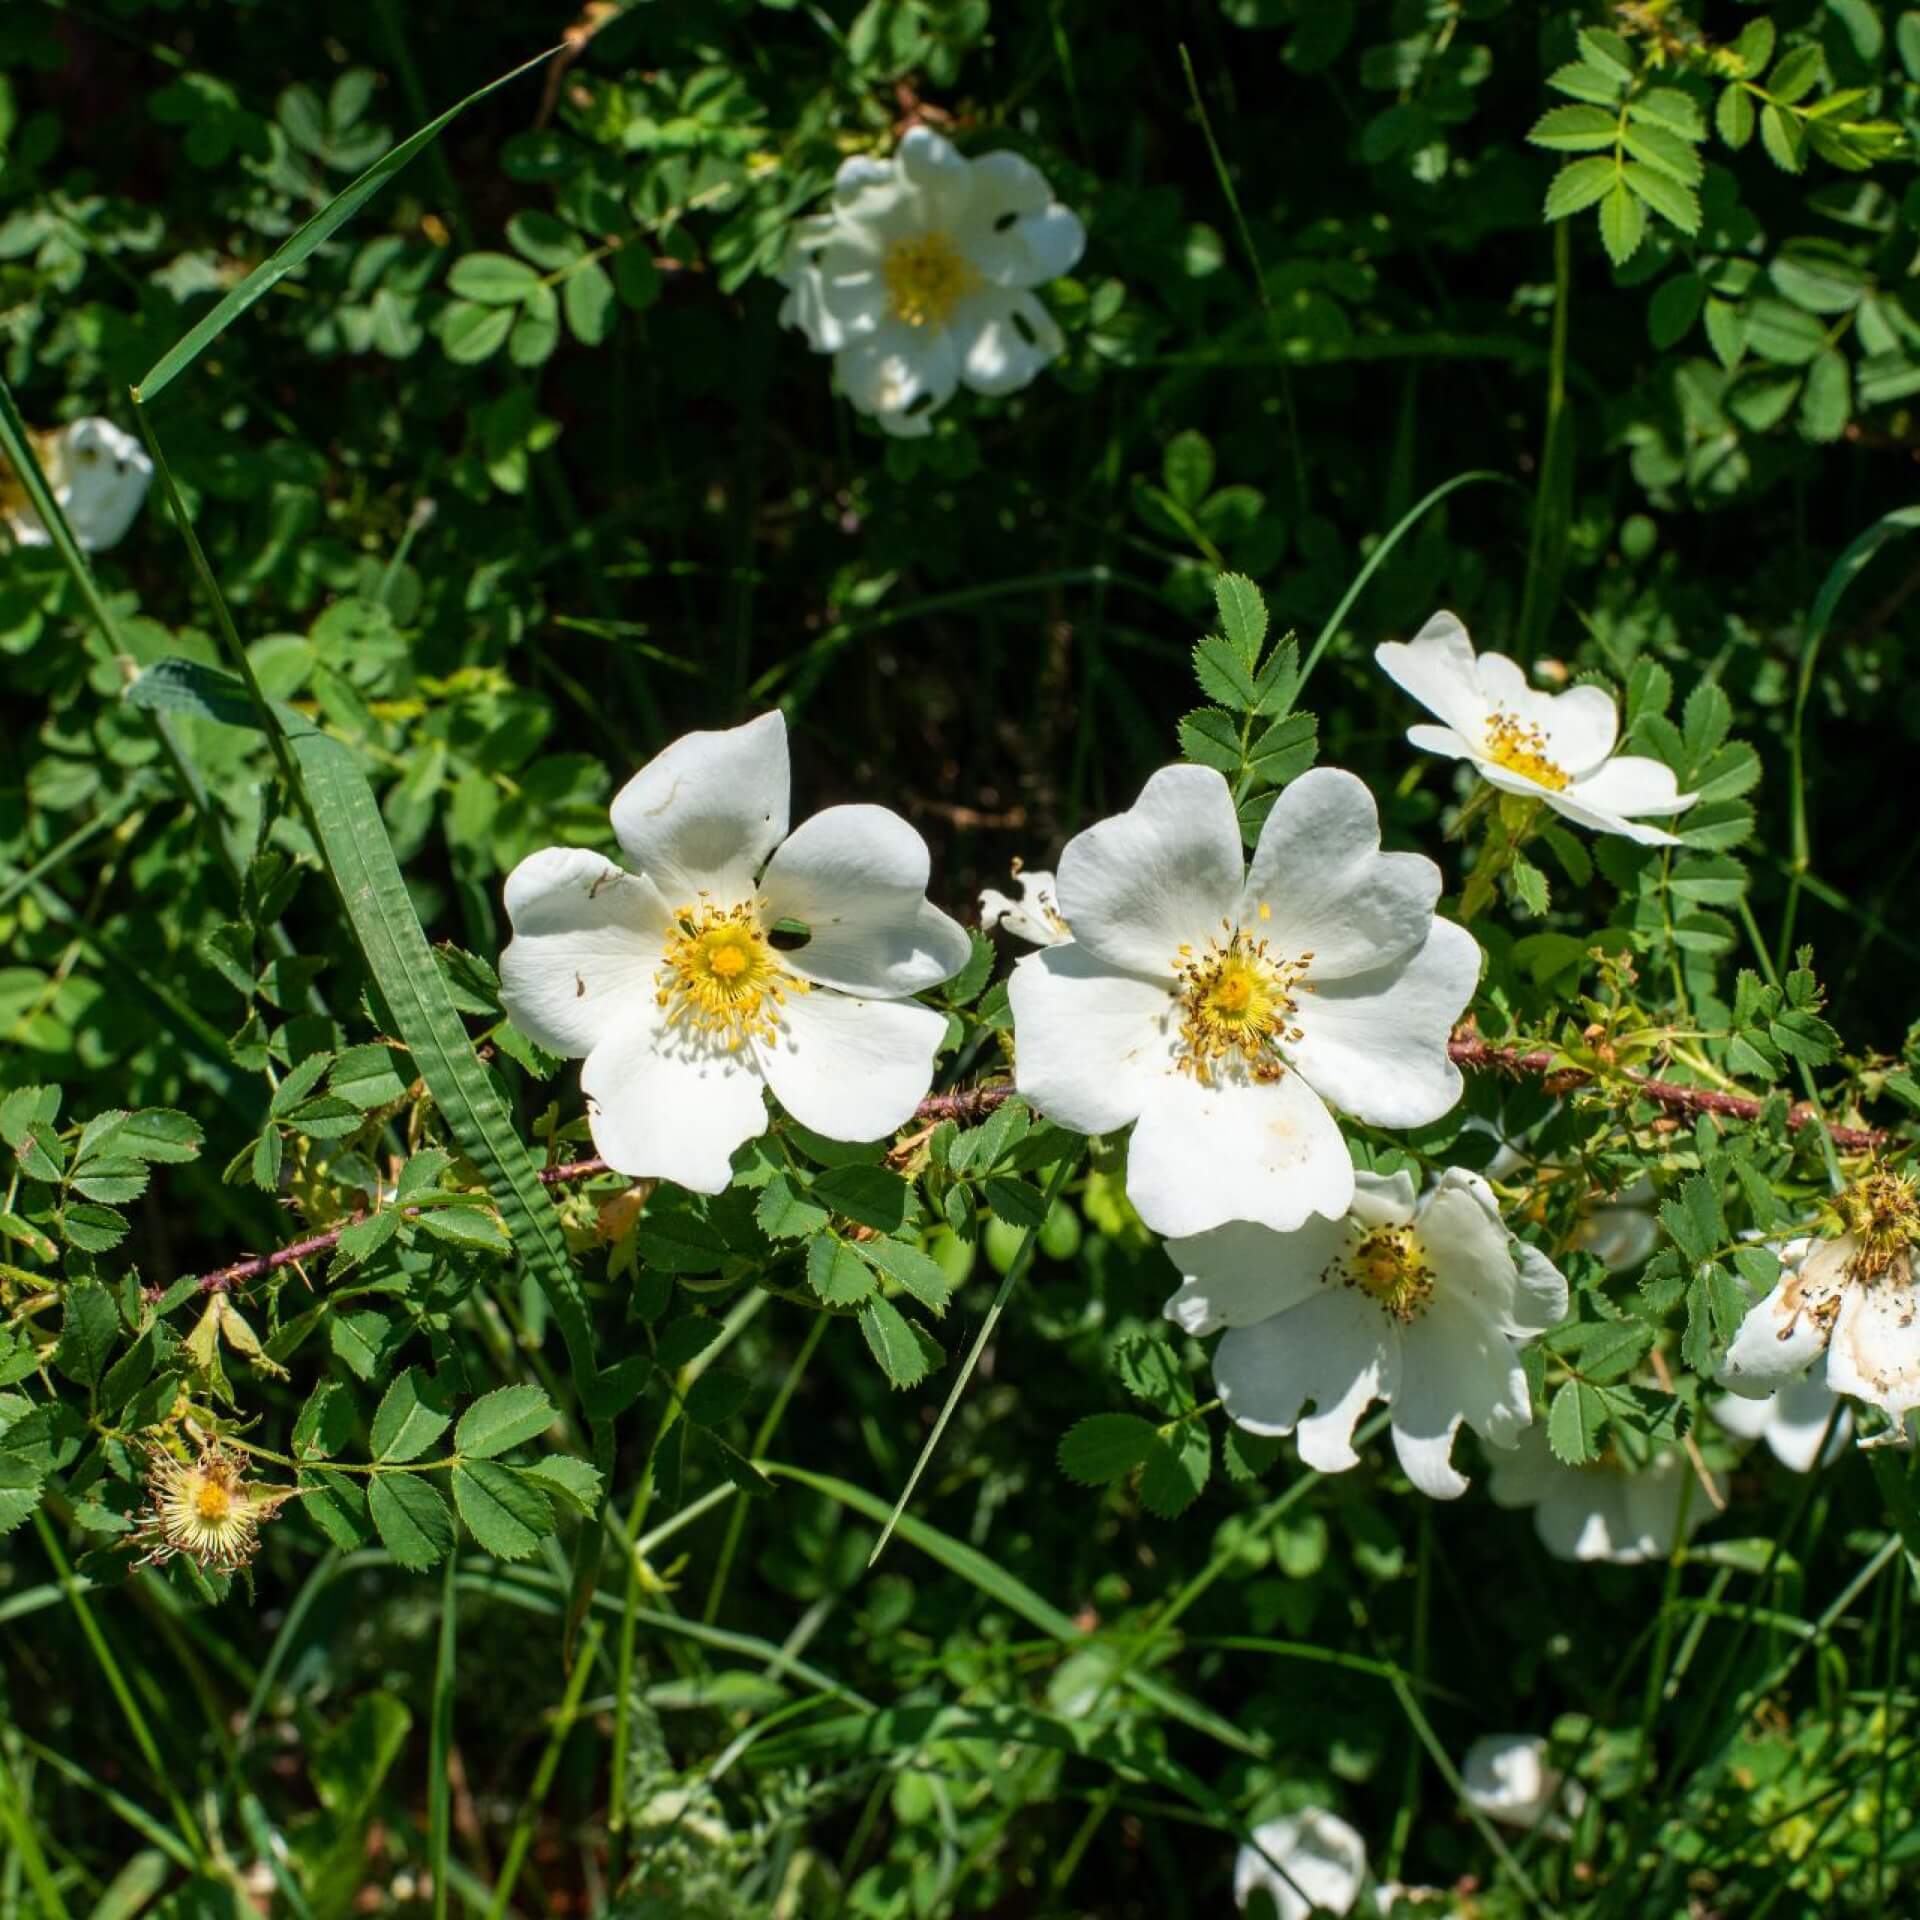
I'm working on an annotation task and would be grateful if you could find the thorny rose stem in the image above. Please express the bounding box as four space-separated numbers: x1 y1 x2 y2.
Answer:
154 1036 1885 1302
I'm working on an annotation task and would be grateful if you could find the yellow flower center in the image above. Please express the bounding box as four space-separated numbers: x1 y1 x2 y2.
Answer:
657 899 807 1051
193 1478 235 1524
1341 1224 1435 1322
1172 919 1312 1084
883 231 978 328
1483 710 1570 791
1835 1170 1920 1281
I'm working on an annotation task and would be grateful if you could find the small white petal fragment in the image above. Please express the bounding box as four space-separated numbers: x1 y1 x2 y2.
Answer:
1233 1807 1369 1920
3 416 153 552
1462 1734 1588 1839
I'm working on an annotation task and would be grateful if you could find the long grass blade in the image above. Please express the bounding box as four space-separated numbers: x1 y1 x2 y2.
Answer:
133 44 561 404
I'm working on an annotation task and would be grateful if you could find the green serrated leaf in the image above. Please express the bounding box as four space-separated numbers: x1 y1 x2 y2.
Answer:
1544 156 1618 221
1212 572 1268 667
371 1367 453 1464
807 1235 875 1306
455 1384 555 1459
1178 707 1242 774
1057 1412 1159 1486
856 1237 954 1316
1547 1378 1610 1465
452 1460 553 1560
1599 181 1648 265
368 1473 455 1570
859 1295 937 1389
1530 104 1621 152
1139 1422 1211 1519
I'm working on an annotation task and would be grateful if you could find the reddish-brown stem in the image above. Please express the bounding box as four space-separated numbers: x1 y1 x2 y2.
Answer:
152 1036 1888 1301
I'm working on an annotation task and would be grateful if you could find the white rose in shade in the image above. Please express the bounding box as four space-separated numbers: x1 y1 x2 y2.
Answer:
776 126 1085 437
1235 1808 1368 1920
1488 1428 1723 1565
1720 1182 1920 1424
979 864 1070 946
1461 1733 1587 1840
1713 1372 1850 1472
1009 763 1479 1239
1374 611 1696 846
4 417 152 552
1166 1167 1567 1498
497 712 971 1193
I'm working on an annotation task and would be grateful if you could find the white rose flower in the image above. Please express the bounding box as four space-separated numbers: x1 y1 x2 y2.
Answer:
1713 1373 1851 1472
1488 1428 1723 1564
1235 1808 1368 1920
1374 611 1696 846
4 417 152 552
776 126 1086 437
1720 1178 1920 1423
979 863 1069 946
1166 1167 1567 1498
1008 763 1479 1239
497 712 971 1193
1461 1733 1587 1840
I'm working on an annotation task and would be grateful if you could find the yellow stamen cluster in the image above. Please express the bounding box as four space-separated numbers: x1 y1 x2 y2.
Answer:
1339 1224 1435 1322
883 231 978 329
1171 920 1311 1085
656 898 806 1051
1834 1170 1920 1283
133 1442 289 1575
1483 710 1570 791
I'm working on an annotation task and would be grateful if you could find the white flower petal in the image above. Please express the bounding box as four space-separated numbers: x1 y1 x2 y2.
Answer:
1720 1276 1835 1396
497 847 672 1058
952 288 1064 396
1462 1735 1585 1837
1008 944 1174 1135
1161 1214 1349 1335
609 711 790 904
1126 1064 1353 1239
1214 1288 1397 1475
1374 610 1490 739
1540 786 1683 846
1350 1166 1418 1229
51 418 152 551
1563 753 1698 821
1240 767 1442 979
1286 918 1478 1129
581 1015 768 1194
835 324 961 435
1765 1373 1852 1470
1620 1454 1720 1561
759 803 970 997
1392 1296 1534 1498
979 868 1069 946
1234 1809 1368 1920
1405 723 1476 763
752 988 945 1143
1535 684 1620 778
893 125 973 223
1416 1168 1564 1341
1825 1270 1920 1416
1055 763 1244 977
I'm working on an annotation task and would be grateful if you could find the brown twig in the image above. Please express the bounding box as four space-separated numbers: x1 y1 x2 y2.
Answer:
155 1034 1889 1303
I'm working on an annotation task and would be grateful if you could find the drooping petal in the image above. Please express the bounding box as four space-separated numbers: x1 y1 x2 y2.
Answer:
1392 1295 1534 1499
1240 766 1442 980
759 803 971 998
1055 763 1244 978
1538 784 1683 846
1719 1276 1836 1397
1213 1287 1397 1476
752 988 946 1143
581 1014 769 1194
1126 1064 1353 1239
1824 1265 1920 1416
951 289 1065 396
498 847 673 1058
1161 1214 1348 1336
1008 944 1174 1135
1374 610 1491 739
834 324 961 436
609 711 790 904
1286 918 1479 1129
